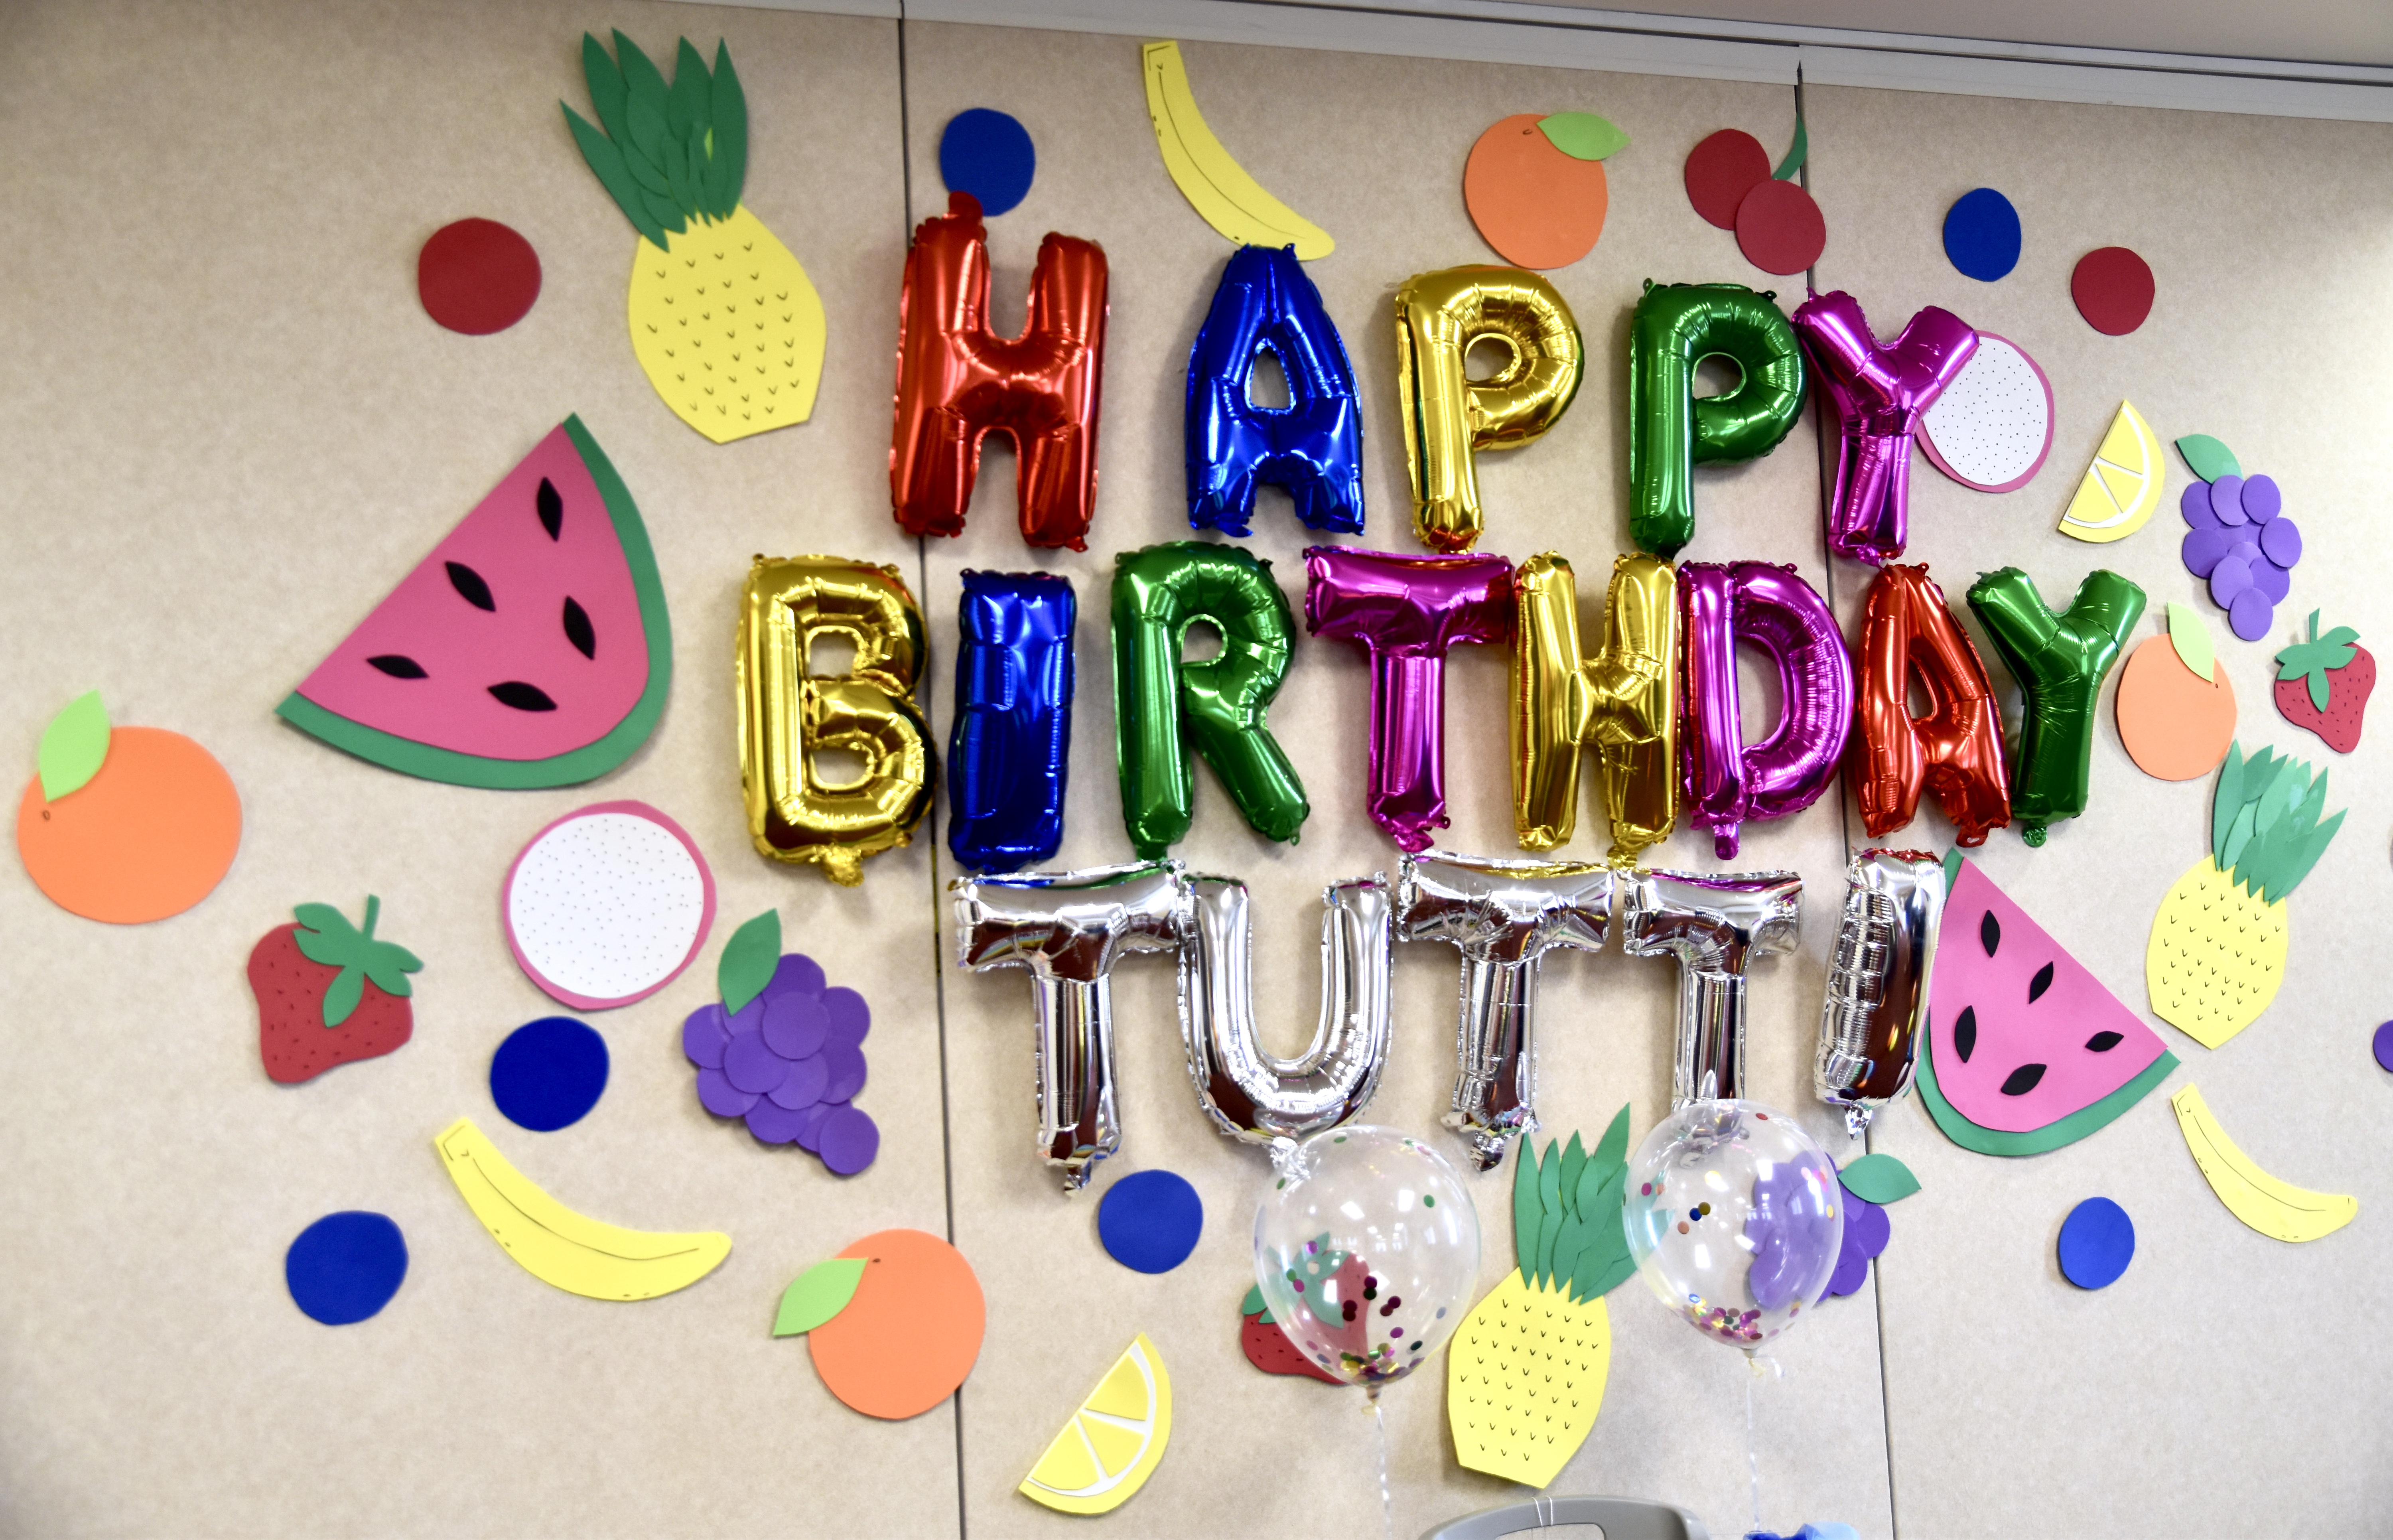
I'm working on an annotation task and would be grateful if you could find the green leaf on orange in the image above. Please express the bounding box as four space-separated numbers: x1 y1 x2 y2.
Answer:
719 908 781 1014
1536 111 1628 161
773 1256 867 1337
2175 433 2240 483
2166 601 2216 682
37 691 109 802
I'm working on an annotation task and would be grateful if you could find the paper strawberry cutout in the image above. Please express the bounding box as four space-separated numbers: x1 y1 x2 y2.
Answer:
1239 1283 1341 1384
2273 610 2373 754
250 896 424 1084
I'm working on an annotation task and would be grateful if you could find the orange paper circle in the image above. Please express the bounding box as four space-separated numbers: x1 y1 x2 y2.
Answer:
809 1228 985 1420
2116 636 2236 781
1463 114 1608 270
17 727 241 923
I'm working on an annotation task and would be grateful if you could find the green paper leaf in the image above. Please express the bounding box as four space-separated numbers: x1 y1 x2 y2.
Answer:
321 966 365 1029
2220 799 2257 873
1557 1132 1587 1218
667 38 710 141
719 910 782 1014
1510 1134 1543 1278
709 43 748 216
2165 601 2214 682
564 107 669 246
292 904 360 958
661 125 699 215
361 947 421 998
2174 433 2241 483
1589 1103 1631 1177
615 31 672 139
1572 1221 1638 1302
1773 111 1806 179
1837 1152 1921 1205
1536 111 1628 161
1534 1137 1563 1285
580 34 631 149
773 1257 866 1337
2211 743 2245 861
37 691 109 801
639 188 688 238
1241 1282 1272 1322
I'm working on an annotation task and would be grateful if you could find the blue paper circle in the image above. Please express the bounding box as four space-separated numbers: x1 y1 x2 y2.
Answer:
2057 1197 2135 1290
1943 187 2022 282
1097 1169 1204 1274
939 108 1036 217
2373 1021 2393 1074
286 1211 408 1325
490 1017 610 1132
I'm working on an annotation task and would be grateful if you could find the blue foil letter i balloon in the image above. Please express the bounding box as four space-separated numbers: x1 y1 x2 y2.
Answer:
947 572 1076 872
1186 245 1365 537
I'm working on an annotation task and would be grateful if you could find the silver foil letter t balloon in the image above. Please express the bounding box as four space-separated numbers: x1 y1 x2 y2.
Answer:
1622 869 1802 1106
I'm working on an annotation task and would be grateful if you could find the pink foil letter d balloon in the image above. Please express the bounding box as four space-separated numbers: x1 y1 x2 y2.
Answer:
1791 292 1977 566
1680 562 1853 858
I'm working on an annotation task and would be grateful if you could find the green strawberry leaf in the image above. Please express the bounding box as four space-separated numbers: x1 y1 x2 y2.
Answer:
321 966 366 1029
1510 1134 1544 1279
1241 1282 1273 1323
773 1257 866 1337
1837 1152 1920 1205
1536 111 1629 161
361 941 424 998
719 909 782 1014
2166 601 2215 683
294 898 422 1020
293 905 361 960
37 691 110 802
2174 433 2240 483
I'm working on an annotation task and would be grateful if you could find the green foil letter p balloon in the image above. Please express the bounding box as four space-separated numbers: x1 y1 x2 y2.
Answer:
1965 567 2146 846
1627 282 1807 558
1112 542 1309 856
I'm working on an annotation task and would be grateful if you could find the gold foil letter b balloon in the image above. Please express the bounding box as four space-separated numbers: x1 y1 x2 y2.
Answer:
1511 552 1678 865
738 556 933 884
1395 267 1583 553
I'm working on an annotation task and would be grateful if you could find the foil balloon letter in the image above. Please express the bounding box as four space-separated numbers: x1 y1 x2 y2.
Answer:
891 192 1109 550
1112 542 1309 856
1965 567 2146 846
1303 547 1513 852
737 556 933 885
1790 292 1978 565
1512 551 1678 866
1627 282 1806 558
951 861 1183 1191
1396 852 1613 1171
1853 564 2010 846
947 571 1076 873
1187 245 1364 537
1394 266 1583 553
1622 869 1802 1106
1679 562 1853 858
1177 871 1394 1147
1815 850 1947 1137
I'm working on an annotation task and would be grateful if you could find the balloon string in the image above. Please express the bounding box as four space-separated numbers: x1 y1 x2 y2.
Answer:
1747 1363 1760 1534
1371 1395 1394 1540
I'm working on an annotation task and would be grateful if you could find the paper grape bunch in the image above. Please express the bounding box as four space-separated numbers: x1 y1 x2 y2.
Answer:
2178 434 2302 643
684 910 878 1175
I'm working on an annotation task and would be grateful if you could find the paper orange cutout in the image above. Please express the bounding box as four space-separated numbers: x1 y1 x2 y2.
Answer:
17 726 241 923
2116 635 2236 780
1464 114 1608 270
808 1228 985 1420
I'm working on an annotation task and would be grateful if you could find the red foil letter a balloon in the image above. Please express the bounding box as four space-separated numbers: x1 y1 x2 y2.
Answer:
1680 562 1852 858
891 192 1108 550
1791 292 1977 566
1853 565 2010 846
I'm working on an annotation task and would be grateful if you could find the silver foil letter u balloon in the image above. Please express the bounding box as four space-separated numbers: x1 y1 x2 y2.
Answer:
1814 850 1947 1136
1395 851 1614 1171
951 861 1182 1192
1176 872 1394 1151
1622 869 1802 1106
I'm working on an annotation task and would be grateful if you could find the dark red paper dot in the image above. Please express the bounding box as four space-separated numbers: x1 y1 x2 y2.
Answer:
1684 129 1772 229
418 218 542 335
2070 246 2154 336
1735 178 1826 276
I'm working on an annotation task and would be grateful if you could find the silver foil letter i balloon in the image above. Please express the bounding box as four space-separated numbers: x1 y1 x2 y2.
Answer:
1622 869 1802 1106
1814 850 1947 1137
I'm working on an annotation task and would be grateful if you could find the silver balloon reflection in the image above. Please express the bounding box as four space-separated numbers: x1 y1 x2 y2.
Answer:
1814 850 1947 1137
1395 852 1614 1172
952 861 1181 1191
1178 872 1395 1150
1621 870 1802 1106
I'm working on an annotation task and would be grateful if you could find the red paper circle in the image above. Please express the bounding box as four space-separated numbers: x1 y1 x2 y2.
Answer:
418 218 542 335
1735 178 1826 276
1684 129 1771 229
2070 246 2154 336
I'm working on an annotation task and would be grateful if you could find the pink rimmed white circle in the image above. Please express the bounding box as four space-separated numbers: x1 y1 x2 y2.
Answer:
503 800 715 1010
1919 333 2054 494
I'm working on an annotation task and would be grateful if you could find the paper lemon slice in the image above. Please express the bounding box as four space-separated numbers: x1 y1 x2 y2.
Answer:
2058 400 2166 543
1019 1333 1172 1515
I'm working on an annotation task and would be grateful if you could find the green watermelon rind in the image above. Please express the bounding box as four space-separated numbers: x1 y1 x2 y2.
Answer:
1917 1013 2178 1157
274 416 673 789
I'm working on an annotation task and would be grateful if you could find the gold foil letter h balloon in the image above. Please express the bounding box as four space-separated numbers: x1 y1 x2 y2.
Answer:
737 556 934 884
1510 552 1678 865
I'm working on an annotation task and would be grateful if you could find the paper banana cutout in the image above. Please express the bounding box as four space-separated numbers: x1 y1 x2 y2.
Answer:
1140 40 1333 259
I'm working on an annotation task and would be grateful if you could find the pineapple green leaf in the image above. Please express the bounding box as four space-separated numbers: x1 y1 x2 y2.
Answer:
640 188 689 237
667 38 711 140
614 30 673 138
617 132 676 199
2211 741 2245 857
709 41 748 216
580 33 631 148
1535 1139 1564 1285
1510 1135 1545 1279
1570 1221 1638 1303
662 128 699 215
2220 800 2257 874
2268 808 2346 903
1557 1132 1587 1218
1589 1102 1631 1177
563 107 670 246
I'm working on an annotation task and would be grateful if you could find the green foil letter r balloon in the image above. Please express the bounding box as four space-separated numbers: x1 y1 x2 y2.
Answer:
1627 282 1807 558
1112 542 1310 856
1965 567 2145 846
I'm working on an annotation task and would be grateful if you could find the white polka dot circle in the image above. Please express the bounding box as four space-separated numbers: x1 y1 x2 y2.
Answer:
1921 334 2054 493
505 806 712 1008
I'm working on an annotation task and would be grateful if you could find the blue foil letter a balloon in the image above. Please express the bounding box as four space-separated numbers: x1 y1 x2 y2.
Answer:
1186 245 1364 537
948 571 1076 872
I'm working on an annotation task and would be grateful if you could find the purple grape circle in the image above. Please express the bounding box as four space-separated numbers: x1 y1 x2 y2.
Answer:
767 1052 830 1110
2210 553 2255 607
763 952 826 1002
822 1041 869 1103
2260 517 2302 568
2248 556 2290 604
762 993 829 1060
721 1030 790 1096
817 1107 881 1175
1848 1194 1891 1258
2229 588 2275 642
2182 526 2235 577
744 1096 811 1144
2210 474 2248 526
822 988 871 1047
682 1004 727 1069
695 1066 760 1117
2180 481 2218 530
792 1101 836 1152
2241 473 2281 523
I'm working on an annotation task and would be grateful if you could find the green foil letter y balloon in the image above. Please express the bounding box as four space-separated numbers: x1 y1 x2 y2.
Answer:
1113 542 1310 856
1627 282 1807 558
1965 567 2145 846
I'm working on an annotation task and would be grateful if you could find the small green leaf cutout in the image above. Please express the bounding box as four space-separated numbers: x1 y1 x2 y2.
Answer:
1241 1282 1275 1324
1773 111 1807 179
2166 601 2216 682
37 692 110 802
773 1257 866 1337
719 909 781 1014
1536 112 1628 161
1837 1152 1921 1205
2175 434 2240 483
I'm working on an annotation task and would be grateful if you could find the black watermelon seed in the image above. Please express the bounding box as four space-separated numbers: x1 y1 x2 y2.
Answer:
446 561 497 611
536 477 563 540
1953 1006 1977 1063
1979 910 2001 956
488 681 557 712
2027 961 2055 1003
2085 1031 2124 1053
1998 1063 2047 1097
366 654 427 679
562 596 596 659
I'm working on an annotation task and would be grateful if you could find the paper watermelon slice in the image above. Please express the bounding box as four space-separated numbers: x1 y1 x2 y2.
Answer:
1916 854 2176 1156
276 417 670 788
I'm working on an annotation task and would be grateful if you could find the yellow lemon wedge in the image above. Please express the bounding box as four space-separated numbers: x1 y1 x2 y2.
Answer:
1019 1333 1172 1515
2057 400 2165 543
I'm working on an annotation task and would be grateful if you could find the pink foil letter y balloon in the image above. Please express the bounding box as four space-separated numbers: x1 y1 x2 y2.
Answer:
1792 292 1977 566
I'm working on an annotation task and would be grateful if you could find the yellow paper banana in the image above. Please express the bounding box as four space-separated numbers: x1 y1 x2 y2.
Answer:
2170 1086 2357 1243
435 1118 732 1299
1140 40 1333 259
